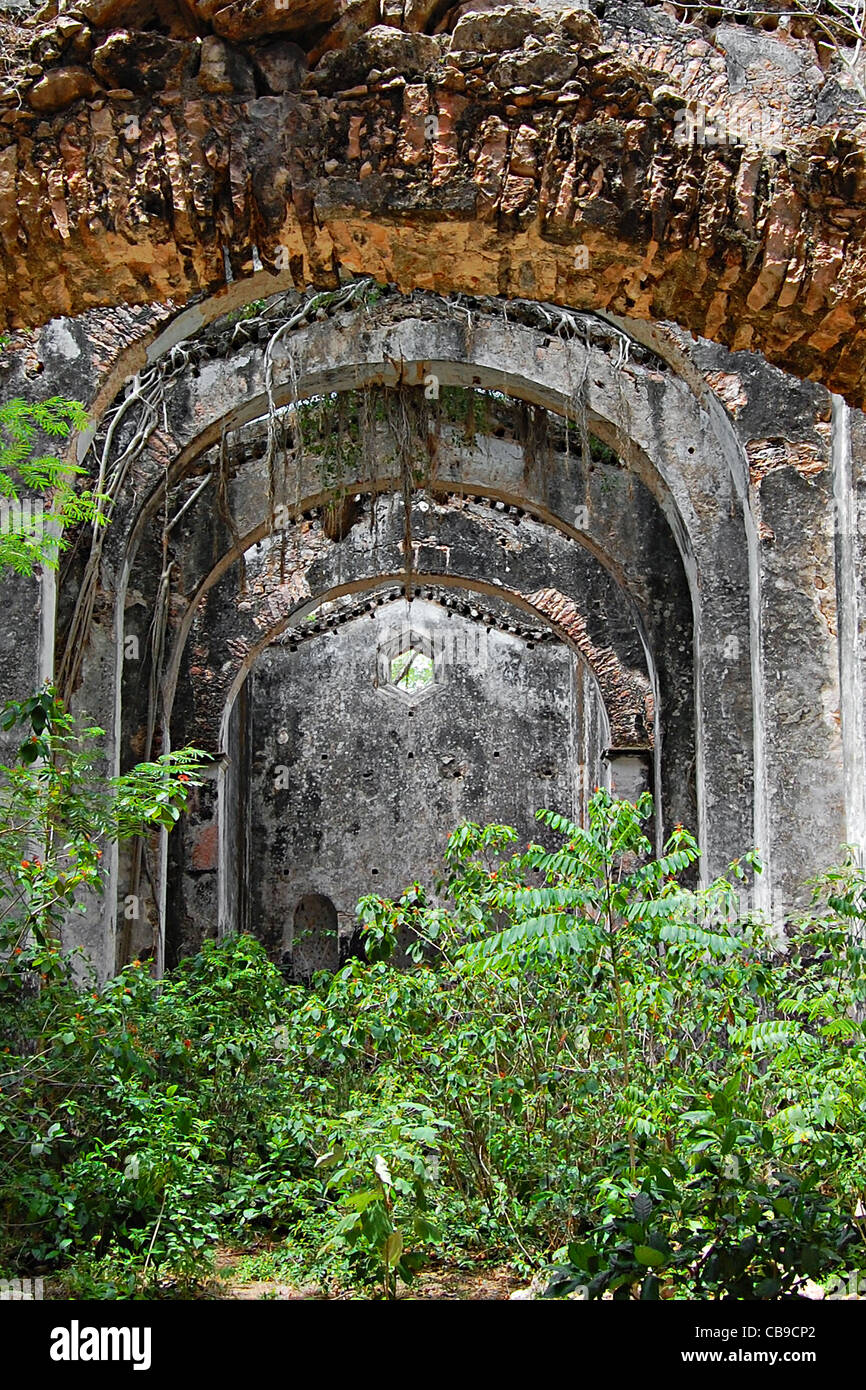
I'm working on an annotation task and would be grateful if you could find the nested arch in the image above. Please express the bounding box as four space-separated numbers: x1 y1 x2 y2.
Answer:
122 300 740 861
161 497 655 758
152 495 672 951
98 294 740 562
61 291 757 971
208 573 620 952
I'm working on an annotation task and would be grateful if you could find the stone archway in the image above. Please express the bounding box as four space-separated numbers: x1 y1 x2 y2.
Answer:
21 276 848 973
0 1 858 983
54 287 761 971
170 578 619 961
1 3 866 406
98 293 741 871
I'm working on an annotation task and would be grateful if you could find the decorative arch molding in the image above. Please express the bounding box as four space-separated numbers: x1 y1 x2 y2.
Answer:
93 296 749 872
213 569 620 752
97 295 753 644
127 297 745 559
208 567 641 755
71 292 749 605
161 496 659 751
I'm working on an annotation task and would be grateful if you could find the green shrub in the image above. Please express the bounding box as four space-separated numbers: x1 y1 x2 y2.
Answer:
4 766 866 1300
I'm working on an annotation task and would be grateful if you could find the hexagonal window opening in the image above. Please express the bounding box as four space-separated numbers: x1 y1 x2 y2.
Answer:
379 630 438 703
390 647 435 695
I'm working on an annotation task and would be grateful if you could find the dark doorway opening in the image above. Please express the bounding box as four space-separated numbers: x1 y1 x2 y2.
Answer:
288 892 339 980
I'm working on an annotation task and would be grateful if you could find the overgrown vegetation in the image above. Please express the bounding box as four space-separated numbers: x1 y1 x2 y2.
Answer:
275 383 616 513
0 379 864 1300
2 720 866 1299
0 395 104 577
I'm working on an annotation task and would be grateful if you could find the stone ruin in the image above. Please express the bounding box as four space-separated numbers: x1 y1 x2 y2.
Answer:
1 0 865 974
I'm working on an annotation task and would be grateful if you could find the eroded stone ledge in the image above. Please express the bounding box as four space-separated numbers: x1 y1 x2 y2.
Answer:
0 3 863 401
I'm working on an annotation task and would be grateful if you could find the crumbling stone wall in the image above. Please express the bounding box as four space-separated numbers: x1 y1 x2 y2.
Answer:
230 597 605 968
0 275 855 971
0 2 865 401
0 3 863 970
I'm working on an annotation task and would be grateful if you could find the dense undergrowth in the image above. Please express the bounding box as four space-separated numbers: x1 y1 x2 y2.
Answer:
2 694 866 1299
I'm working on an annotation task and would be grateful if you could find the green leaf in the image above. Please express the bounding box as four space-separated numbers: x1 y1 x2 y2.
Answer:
383 1231 404 1267
634 1245 667 1268
632 1193 653 1223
